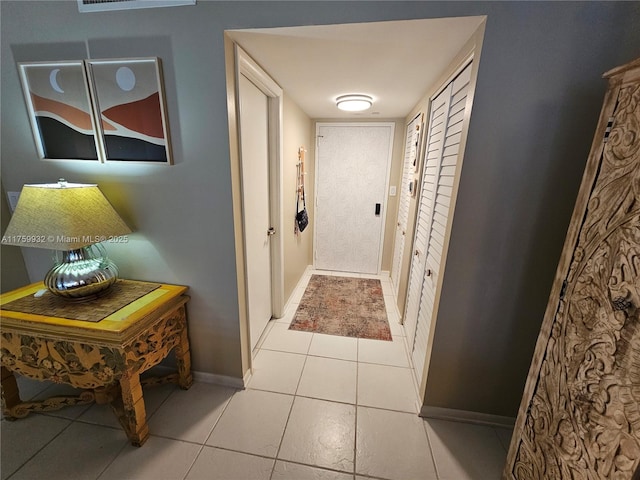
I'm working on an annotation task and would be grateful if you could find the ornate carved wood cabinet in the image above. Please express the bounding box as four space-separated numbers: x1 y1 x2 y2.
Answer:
505 58 640 479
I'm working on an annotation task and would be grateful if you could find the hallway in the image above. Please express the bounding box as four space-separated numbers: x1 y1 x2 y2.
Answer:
1 270 510 480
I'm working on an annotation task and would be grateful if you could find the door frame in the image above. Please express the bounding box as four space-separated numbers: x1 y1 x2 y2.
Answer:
226 40 284 378
313 122 395 275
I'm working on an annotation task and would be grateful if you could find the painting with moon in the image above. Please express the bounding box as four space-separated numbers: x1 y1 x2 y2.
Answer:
87 57 172 164
18 61 101 161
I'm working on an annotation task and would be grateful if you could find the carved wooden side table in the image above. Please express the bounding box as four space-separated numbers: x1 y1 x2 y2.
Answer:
0 279 192 446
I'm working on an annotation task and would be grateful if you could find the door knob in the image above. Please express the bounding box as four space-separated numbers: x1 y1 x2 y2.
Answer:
267 227 276 236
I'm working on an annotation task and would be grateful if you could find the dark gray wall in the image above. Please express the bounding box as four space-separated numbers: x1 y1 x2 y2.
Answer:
425 2 640 416
1 1 638 416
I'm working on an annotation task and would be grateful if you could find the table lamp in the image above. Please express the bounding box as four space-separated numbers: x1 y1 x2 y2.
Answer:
1 180 131 300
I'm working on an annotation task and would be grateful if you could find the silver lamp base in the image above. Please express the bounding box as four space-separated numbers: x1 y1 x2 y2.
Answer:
44 246 119 301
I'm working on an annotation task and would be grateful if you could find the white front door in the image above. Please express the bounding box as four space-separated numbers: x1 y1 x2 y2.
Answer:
314 123 394 274
239 73 272 351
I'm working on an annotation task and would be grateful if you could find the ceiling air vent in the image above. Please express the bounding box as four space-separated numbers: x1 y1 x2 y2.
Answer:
77 0 195 13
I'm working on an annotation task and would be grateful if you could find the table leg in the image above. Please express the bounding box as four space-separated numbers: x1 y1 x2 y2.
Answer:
1 366 21 415
175 305 193 390
111 373 149 446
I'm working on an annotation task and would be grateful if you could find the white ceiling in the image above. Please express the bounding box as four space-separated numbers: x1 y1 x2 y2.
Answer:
228 17 485 119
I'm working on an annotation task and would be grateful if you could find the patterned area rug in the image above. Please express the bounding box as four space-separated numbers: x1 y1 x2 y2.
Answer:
289 274 392 341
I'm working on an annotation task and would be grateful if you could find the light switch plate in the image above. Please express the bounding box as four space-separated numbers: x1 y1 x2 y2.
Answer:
389 186 397 196
7 191 20 212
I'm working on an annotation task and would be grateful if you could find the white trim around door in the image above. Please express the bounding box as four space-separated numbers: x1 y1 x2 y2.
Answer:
232 45 285 364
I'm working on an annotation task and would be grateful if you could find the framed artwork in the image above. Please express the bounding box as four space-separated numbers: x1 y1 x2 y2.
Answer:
18 61 102 161
86 57 172 164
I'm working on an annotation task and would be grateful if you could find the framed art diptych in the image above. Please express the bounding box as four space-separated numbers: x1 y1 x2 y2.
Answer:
17 57 172 165
86 58 172 164
18 61 101 161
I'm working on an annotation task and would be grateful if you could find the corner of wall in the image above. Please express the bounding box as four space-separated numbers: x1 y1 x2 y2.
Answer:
0 183 30 292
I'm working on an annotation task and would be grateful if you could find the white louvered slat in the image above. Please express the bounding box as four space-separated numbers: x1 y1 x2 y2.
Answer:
429 230 444 252
448 109 465 128
446 120 464 136
427 140 443 154
436 194 451 209
438 184 453 197
452 64 472 93
407 61 472 387
413 274 435 381
427 248 442 268
450 84 469 107
424 166 439 178
434 201 449 217
439 176 455 187
450 88 468 108
441 155 457 167
440 165 457 177
433 211 448 227
444 132 462 148
431 221 446 239
442 144 459 158
430 228 445 248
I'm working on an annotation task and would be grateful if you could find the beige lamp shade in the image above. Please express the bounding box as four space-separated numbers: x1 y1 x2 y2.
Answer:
2 182 131 250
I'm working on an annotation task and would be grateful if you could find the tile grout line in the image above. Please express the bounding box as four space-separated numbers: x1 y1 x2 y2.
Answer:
180 385 238 480
248 383 418 416
267 349 309 479
94 433 130 480
4 416 79 480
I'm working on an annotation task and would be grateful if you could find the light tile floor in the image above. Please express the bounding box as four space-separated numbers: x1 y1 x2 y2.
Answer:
1 270 511 480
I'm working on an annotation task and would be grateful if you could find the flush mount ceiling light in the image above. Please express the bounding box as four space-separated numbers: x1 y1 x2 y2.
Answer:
336 94 373 112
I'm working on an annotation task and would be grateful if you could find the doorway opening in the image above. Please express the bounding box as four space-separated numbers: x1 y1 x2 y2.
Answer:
225 17 486 407
225 43 285 375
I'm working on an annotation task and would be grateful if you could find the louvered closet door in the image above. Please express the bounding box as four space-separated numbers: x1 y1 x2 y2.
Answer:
403 90 447 349
391 114 422 298
405 62 472 384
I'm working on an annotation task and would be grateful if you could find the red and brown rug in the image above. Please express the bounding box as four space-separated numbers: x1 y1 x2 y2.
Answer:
289 274 392 341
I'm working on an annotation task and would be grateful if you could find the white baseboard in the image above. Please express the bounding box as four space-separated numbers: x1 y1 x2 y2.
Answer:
420 406 515 429
192 370 246 389
143 365 246 390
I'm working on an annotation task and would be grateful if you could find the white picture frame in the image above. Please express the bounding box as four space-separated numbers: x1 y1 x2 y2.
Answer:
18 60 103 162
85 57 173 165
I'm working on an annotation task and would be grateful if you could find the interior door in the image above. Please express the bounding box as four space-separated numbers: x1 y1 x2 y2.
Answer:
314 123 394 274
391 114 422 298
505 58 640 480
403 62 472 384
239 73 272 351
403 87 448 351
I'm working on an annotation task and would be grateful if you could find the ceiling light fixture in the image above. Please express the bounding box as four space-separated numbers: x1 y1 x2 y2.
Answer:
336 94 373 112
